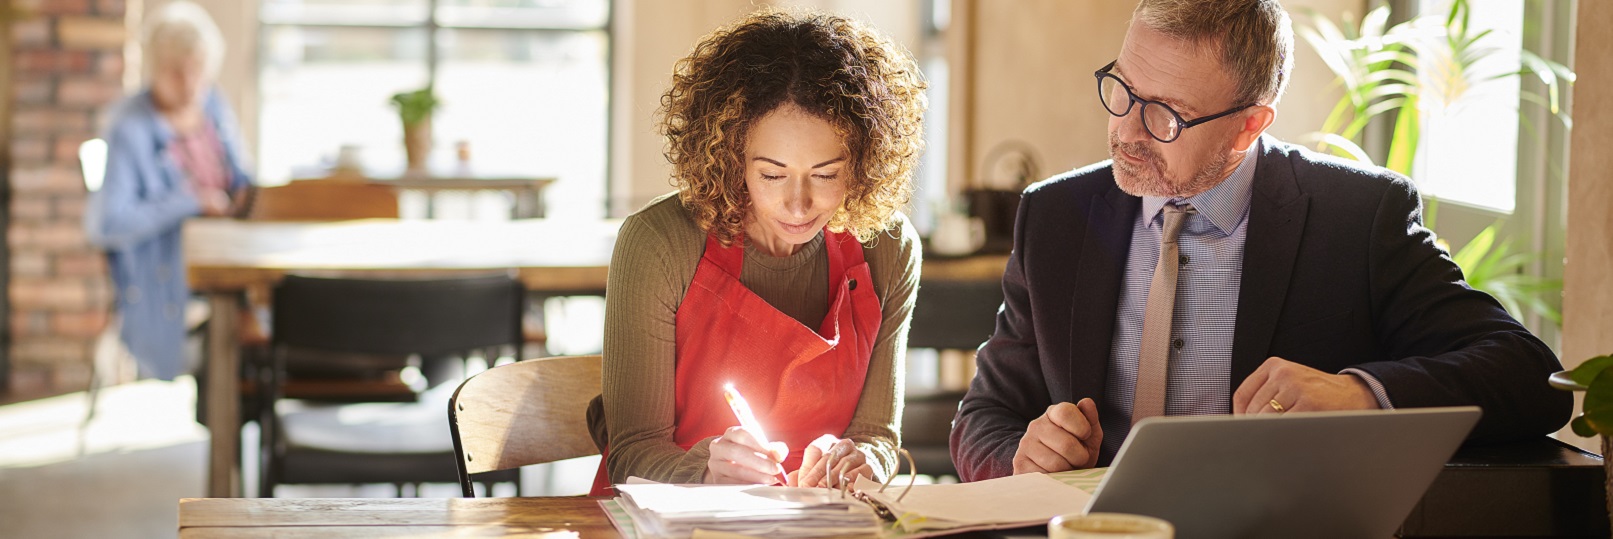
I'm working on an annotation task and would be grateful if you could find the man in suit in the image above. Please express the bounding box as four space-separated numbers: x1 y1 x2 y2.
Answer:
949 0 1570 481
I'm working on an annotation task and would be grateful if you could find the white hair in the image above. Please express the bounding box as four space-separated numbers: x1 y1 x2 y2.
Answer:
143 1 225 78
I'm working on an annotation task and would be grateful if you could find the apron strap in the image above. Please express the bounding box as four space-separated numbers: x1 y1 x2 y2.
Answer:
701 233 746 278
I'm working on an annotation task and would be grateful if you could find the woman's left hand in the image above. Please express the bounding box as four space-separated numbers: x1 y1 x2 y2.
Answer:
791 435 875 488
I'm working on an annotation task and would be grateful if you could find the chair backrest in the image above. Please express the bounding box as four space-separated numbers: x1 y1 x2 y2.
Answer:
80 138 107 192
251 179 400 221
907 279 1003 350
903 278 1003 479
448 354 602 497
272 274 524 357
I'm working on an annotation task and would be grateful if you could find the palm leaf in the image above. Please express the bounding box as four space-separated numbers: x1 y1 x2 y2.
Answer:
1310 133 1376 164
1384 92 1420 175
1451 223 1496 273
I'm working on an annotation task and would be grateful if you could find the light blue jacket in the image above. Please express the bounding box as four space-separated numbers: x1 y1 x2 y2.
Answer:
84 88 253 380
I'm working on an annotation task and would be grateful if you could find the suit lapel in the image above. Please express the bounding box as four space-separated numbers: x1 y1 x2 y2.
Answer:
1067 182 1139 402
1230 139 1311 386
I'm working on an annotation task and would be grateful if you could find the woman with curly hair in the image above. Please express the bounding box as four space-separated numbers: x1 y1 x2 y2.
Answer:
587 8 926 494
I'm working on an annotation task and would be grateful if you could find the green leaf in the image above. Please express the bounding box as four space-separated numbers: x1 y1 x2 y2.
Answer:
1570 355 1613 387
1318 99 1353 144
389 86 440 126
1451 223 1496 272
1580 367 1613 436
1385 93 1419 175
1311 133 1375 165
1361 50 1421 71
1471 236 1513 283
1572 415 1597 438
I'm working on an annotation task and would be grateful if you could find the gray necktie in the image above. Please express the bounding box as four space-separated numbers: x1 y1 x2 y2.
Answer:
1132 203 1195 425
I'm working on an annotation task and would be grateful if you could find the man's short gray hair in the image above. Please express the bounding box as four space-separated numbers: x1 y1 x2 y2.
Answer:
1133 0 1294 106
143 1 225 78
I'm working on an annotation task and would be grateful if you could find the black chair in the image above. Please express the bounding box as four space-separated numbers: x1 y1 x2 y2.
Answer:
902 278 1004 479
258 274 525 497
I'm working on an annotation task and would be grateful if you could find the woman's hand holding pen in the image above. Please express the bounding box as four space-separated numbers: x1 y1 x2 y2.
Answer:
705 426 789 485
791 435 875 488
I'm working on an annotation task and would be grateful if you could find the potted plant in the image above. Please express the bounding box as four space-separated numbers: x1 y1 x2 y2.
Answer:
1297 0 1573 325
1553 356 1613 530
390 86 440 171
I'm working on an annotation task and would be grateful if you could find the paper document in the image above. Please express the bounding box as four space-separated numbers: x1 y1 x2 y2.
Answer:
614 480 880 539
854 472 1092 534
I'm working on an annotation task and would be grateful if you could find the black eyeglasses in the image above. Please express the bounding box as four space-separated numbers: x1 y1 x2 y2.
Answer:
1095 60 1255 143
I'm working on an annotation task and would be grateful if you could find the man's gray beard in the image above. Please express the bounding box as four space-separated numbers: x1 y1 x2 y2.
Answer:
1110 133 1233 199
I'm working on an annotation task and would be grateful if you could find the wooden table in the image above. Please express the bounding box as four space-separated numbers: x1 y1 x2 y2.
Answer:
298 169 557 218
179 497 619 538
185 218 619 497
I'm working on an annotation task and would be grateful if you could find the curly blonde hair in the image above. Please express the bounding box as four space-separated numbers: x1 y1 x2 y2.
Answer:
661 8 927 244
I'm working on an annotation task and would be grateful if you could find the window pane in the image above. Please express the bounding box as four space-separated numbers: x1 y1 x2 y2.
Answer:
262 0 428 26
435 28 609 220
437 0 608 29
1412 0 1523 213
259 25 430 183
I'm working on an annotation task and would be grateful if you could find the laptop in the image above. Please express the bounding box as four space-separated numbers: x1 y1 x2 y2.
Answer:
1083 406 1481 539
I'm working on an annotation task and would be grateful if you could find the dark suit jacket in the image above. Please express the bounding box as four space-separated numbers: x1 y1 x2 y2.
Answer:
949 136 1571 482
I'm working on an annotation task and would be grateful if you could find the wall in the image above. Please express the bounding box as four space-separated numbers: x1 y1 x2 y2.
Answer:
952 0 1362 191
6 0 127 396
607 0 758 216
1560 0 1613 451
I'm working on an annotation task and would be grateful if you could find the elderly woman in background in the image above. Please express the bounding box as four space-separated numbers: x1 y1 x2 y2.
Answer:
85 1 252 381
587 8 927 495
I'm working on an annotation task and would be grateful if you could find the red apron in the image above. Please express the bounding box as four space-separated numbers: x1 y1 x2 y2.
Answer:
591 230 882 495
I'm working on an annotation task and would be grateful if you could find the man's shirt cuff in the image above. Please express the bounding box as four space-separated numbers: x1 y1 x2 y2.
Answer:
1341 368 1395 409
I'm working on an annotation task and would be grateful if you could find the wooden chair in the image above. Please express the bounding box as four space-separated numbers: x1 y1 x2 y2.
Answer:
249 179 400 221
447 354 602 497
259 274 526 497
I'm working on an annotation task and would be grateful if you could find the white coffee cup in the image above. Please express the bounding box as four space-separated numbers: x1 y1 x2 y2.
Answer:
334 144 364 171
1049 513 1174 539
930 212 985 256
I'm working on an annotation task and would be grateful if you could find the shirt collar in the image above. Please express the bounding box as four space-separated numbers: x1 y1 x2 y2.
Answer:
1140 139 1260 235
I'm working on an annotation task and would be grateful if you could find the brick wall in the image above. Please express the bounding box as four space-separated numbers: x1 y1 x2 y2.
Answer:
7 0 127 397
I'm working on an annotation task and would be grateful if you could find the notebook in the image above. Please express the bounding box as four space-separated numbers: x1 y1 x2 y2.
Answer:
604 470 1101 539
613 481 881 539
1084 406 1481 539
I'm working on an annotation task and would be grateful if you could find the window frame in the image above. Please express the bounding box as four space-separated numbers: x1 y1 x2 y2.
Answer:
255 0 616 215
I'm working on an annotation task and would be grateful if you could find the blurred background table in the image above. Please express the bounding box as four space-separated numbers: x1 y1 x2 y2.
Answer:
294 167 556 219
184 218 617 497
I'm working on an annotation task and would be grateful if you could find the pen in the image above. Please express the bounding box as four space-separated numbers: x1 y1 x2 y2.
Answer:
722 382 791 485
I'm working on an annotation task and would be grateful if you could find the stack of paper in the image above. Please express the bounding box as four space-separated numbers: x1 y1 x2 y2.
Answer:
614 481 881 539
853 472 1093 536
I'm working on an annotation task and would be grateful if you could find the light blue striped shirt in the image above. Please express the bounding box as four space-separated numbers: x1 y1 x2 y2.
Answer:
1098 140 1392 458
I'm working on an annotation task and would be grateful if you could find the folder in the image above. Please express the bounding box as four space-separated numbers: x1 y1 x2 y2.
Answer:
603 470 1101 539
854 472 1092 536
611 480 881 539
